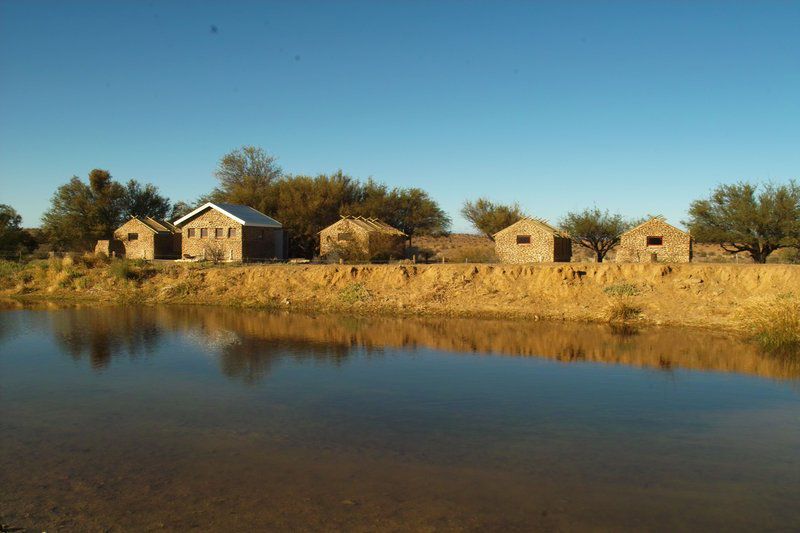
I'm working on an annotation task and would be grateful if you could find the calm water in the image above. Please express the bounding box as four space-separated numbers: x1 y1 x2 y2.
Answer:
1 304 799 531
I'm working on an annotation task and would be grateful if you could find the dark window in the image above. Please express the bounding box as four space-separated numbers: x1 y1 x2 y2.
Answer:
516 235 531 245
127 233 138 241
646 236 663 246
215 228 224 238
228 227 236 238
187 228 195 238
338 232 354 241
258 229 264 239
200 228 208 238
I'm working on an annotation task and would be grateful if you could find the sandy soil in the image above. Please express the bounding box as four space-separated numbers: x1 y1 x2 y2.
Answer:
4 261 799 330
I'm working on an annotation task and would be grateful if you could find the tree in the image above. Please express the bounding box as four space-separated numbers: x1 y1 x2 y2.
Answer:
386 188 450 245
0 204 37 252
461 198 525 240
686 181 800 263
209 146 283 213
344 182 452 245
122 180 172 220
170 201 195 221
559 207 630 263
42 170 126 250
271 172 363 257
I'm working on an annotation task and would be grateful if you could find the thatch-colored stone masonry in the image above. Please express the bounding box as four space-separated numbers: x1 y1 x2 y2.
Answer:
180 209 282 261
494 218 572 263
616 217 692 263
319 217 406 260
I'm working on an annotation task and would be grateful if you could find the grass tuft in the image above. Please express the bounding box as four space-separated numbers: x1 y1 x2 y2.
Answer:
606 299 642 322
603 283 640 297
339 283 371 304
738 294 800 352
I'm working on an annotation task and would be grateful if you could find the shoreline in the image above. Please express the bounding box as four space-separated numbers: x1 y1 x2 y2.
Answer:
2 261 799 332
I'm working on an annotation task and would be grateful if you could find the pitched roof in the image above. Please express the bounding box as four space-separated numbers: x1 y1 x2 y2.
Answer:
320 216 406 236
173 202 282 228
119 216 179 234
623 216 689 236
493 217 562 238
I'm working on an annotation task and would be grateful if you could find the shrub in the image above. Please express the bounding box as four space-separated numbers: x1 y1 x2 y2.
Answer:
339 283 371 304
603 283 640 297
738 295 800 352
606 300 642 322
108 259 138 280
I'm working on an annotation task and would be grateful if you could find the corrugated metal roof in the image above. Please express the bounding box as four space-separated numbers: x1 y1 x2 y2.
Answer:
173 202 282 228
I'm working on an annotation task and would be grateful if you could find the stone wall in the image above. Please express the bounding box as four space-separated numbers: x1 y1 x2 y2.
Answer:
180 209 284 261
319 219 405 260
495 219 571 263
616 218 692 263
181 210 244 261
113 219 157 260
319 220 371 258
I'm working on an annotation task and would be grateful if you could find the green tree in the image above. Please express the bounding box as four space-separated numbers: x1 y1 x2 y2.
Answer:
42 169 126 250
386 187 450 245
461 197 525 240
344 182 451 245
122 180 172 220
686 181 800 263
0 204 37 252
209 146 283 213
272 172 363 257
170 201 195 221
559 207 630 263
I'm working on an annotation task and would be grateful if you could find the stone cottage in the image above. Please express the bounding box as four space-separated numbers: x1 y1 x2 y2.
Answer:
494 217 572 263
173 202 285 261
616 217 692 263
96 217 181 259
319 216 406 260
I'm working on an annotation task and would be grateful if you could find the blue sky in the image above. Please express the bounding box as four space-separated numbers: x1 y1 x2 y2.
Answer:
1 1 798 232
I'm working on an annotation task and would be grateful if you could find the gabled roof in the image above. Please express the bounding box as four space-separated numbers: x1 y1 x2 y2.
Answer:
173 202 282 228
319 216 406 236
623 216 689 236
493 217 562 238
119 216 179 234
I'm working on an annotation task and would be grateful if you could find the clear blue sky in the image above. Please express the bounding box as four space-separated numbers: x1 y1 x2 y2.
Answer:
1 1 798 232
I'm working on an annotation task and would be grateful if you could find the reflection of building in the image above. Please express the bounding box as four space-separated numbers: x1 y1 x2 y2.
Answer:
616 217 692 263
494 218 572 263
46 305 800 382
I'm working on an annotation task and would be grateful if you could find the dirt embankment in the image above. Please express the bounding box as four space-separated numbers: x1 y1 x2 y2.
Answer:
4 260 799 330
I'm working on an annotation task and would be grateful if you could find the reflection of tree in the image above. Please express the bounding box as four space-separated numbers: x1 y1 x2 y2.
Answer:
40 303 800 382
51 308 163 370
216 338 352 385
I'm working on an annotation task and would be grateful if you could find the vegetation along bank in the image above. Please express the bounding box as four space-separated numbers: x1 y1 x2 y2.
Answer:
2 257 799 348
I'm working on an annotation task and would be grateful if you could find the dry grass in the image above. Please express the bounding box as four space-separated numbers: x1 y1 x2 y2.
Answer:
606 299 643 322
738 295 800 352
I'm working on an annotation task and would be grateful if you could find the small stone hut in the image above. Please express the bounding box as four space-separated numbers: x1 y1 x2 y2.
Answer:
319 216 406 260
494 217 572 263
616 217 692 263
97 217 181 259
173 202 285 261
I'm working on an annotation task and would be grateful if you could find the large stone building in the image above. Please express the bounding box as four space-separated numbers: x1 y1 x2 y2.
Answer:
494 217 572 263
95 217 181 259
616 217 692 263
173 203 285 261
319 216 406 260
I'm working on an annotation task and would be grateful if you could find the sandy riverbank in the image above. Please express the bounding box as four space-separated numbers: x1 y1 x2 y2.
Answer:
2 259 799 331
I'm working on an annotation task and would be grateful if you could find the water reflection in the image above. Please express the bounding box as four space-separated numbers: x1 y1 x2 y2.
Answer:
12 304 799 382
